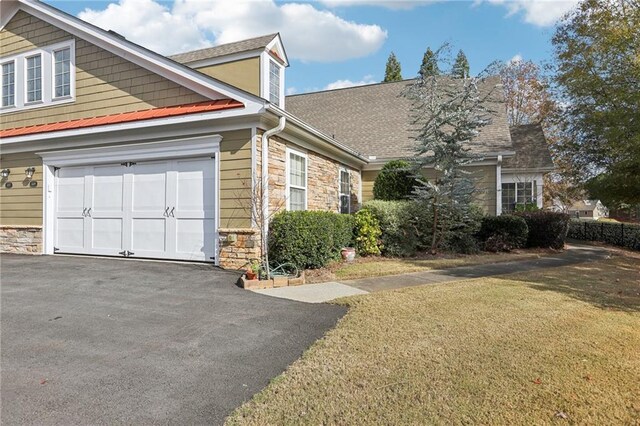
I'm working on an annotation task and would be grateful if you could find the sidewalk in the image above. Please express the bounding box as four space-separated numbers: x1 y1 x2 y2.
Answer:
252 244 612 303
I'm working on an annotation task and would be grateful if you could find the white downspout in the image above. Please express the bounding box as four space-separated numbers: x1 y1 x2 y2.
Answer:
496 155 503 216
261 116 286 258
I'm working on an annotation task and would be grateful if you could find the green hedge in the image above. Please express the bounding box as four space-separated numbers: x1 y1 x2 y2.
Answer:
514 211 570 249
268 211 355 269
477 215 528 252
372 160 418 201
361 200 483 256
567 220 640 250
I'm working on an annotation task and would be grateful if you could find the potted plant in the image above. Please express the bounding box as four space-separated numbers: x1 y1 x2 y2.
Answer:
245 260 260 280
341 247 356 262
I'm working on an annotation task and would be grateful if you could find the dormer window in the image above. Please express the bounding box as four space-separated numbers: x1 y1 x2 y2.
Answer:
0 40 75 113
269 60 280 105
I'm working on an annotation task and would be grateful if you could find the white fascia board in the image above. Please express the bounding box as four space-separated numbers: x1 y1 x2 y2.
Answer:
0 106 263 147
362 156 506 171
0 1 20 30
266 34 289 67
38 135 221 167
502 167 555 173
17 0 266 109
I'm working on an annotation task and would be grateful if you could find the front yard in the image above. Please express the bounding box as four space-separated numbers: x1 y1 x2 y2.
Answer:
306 249 556 283
228 251 640 425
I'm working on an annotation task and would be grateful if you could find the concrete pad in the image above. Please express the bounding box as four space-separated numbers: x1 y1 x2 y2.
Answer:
253 282 368 303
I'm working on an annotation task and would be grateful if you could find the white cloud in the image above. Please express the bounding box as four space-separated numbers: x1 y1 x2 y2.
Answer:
324 74 377 90
509 53 523 63
481 0 580 27
79 0 387 61
320 0 437 10
79 0 208 55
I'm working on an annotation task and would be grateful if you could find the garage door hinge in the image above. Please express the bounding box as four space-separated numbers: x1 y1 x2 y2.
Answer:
118 250 135 257
120 162 137 167
53 247 59 252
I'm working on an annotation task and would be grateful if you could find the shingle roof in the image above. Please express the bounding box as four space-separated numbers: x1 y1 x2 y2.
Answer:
0 100 242 138
504 123 555 170
568 200 601 211
285 77 513 159
169 34 278 64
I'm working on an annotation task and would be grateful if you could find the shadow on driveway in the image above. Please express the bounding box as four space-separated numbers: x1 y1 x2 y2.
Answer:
1 254 345 425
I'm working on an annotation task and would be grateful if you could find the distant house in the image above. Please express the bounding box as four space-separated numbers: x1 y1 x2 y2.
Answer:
567 200 609 220
0 0 555 267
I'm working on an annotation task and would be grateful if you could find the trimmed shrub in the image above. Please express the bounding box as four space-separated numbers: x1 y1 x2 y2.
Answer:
567 220 640 250
514 211 570 249
353 209 382 256
362 200 421 256
269 211 355 269
477 215 528 252
373 160 419 201
362 200 483 256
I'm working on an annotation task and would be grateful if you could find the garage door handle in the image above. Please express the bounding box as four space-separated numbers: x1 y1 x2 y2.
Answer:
169 207 175 217
163 207 169 217
82 207 87 216
86 208 91 217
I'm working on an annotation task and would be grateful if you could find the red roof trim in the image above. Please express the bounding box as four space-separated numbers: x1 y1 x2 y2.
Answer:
0 99 243 138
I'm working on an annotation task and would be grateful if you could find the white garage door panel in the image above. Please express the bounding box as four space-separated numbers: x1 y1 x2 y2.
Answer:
54 157 216 262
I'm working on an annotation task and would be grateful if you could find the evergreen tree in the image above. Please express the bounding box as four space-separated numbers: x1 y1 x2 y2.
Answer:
383 52 403 82
419 47 440 78
403 47 497 253
452 50 470 78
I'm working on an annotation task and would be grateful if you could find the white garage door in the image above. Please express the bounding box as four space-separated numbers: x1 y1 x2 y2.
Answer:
54 157 216 262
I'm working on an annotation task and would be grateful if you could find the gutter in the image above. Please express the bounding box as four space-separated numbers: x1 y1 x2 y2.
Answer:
260 115 286 250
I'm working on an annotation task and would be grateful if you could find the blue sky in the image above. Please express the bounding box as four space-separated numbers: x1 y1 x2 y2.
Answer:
47 0 577 94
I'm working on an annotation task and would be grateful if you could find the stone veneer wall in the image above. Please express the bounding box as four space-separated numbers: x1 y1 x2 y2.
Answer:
267 135 361 214
218 228 261 269
0 226 42 254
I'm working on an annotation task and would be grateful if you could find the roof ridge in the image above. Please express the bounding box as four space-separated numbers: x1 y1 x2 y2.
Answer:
169 33 278 59
287 78 417 98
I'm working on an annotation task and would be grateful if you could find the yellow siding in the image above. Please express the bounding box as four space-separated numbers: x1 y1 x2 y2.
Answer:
0 11 208 130
361 165 497 215
0 153 43 226
196 58 260 97
219 130 253 229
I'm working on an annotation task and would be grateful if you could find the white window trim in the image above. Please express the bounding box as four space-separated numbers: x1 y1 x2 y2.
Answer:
339 167 351 214
24 53 43 105
1 59 16 109
285 147 307 211
500 173 544 212
0 39 75 114
260 50 285 108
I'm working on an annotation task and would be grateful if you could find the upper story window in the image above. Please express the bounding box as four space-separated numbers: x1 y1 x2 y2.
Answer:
339 169 351 214
0 40 75 113
26 54 42 103
1 61 15 107
54 47 71 98
287 148 307 211
269 60 280 105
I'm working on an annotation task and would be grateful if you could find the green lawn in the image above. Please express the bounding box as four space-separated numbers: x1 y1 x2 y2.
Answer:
306 250 555 283
228 252 640 425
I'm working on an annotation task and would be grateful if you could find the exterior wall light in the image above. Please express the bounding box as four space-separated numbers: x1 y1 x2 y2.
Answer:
1 169 10 179
25 167 36 179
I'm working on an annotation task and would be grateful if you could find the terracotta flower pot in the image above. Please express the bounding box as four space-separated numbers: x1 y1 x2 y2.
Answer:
341 247 356 262
246 270 257 280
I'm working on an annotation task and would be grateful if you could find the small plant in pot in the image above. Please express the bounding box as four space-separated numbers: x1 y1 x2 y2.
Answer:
245 260 261 280
341 247 356 262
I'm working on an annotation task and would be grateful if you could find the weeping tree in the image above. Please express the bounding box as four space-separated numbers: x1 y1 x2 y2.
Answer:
404 51 499 254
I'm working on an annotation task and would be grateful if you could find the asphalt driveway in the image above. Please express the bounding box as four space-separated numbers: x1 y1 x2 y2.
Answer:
1 254 346 425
